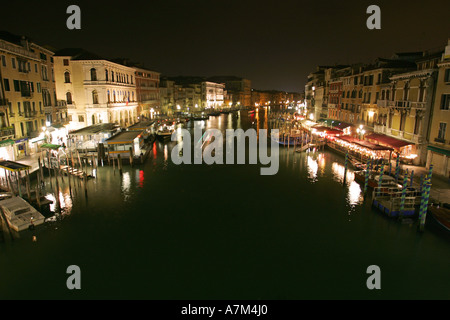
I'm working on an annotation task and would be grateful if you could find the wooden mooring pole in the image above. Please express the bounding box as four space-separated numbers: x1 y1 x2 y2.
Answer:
118 154 123 176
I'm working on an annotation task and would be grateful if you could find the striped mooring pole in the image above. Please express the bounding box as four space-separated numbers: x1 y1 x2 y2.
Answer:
410 170 414 187
395 152 400 182
343 152 349 185
377 165 385 197
399 173 409 218
418 165 434 232
364 158 370 195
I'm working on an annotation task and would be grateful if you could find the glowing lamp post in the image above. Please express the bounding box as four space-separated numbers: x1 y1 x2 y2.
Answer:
356 125 365 140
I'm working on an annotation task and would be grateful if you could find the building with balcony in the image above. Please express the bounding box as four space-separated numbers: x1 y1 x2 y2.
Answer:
109 59 160 120
159 78 175 115
54 48 138 131
203 81 224 110
207 76 251 108
0 31 58 159
160 76 224 113
426 39 450 178
134 67 160 119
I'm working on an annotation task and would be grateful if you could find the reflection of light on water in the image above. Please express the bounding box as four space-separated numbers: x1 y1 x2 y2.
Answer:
164 145 168 161
46 193 56 212
307 156 318 181
318 153 325 171
121 172 131 198
46 190 73 214
331 162 363 206
331 162 354 183
139 170 144 188
348 181 362 206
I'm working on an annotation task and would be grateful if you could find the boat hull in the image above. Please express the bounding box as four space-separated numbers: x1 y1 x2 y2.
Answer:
156 133 172 141
429 206 450 231
1 197 46 232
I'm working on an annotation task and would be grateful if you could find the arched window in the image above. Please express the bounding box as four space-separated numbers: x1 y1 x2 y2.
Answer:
107 90 110 103
92 90 99 104
105 70 109 81
92 114 96 125
90 68 97 81
113 90 116 102
64 71 71 83
66 92 72 104
111 71 114 82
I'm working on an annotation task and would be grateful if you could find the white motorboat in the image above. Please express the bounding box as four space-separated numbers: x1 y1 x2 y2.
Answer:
0 196 45 232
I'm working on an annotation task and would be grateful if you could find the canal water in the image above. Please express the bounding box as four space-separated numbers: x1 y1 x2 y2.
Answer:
1 110 449 299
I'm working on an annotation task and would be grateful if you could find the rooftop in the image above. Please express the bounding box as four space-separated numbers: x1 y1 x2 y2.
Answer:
106 130 143 143
69 123 119 136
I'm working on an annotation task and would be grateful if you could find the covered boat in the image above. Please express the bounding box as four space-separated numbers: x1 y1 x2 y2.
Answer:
0 196 45 232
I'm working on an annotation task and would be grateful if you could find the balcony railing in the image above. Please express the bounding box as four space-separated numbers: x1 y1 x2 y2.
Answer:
0 127 14 137
84 80 135 87
378 100 427 110
388 128 423 144
106 101 138 108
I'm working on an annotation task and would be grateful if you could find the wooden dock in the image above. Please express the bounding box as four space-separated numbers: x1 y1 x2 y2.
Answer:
59 165 90 179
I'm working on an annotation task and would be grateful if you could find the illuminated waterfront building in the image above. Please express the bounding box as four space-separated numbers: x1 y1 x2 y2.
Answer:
426 39 450 177
0 31 68 159
54 48 138 130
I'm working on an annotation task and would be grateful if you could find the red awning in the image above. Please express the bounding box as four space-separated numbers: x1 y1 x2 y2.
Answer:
337 136 393 151
365 133 413 150
312 126 342 135
332 122 353 130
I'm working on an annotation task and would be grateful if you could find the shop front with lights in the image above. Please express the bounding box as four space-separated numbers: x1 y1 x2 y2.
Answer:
365 133 416 164
0 139 15 161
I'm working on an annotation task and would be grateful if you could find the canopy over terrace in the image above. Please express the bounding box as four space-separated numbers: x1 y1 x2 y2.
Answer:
328 135 394 162
0 160 31 172
311 125 342 136
318 119 353 130
69 123 120 136
365 133 413 151
39 143 62 150
68 123 121 151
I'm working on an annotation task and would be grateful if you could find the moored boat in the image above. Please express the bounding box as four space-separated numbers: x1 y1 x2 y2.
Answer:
156 124 175 141
429 204 450 232
0 196 45 232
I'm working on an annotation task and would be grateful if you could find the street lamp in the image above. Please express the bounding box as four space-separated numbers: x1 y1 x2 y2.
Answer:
356 125 365 140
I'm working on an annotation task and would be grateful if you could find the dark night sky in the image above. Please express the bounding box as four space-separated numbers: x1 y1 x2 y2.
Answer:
0 0 449 92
